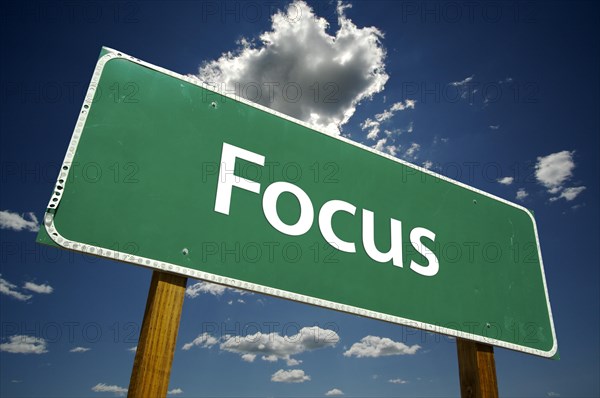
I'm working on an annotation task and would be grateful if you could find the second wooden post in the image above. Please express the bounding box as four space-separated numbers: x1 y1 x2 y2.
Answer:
456 338 499 398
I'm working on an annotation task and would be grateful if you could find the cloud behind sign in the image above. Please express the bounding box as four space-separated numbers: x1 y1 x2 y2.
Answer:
198 1 388 134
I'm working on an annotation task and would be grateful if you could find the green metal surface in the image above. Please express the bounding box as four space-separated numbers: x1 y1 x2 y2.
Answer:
37 49 556 357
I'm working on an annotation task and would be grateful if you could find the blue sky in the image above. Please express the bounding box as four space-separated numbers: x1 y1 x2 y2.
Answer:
1 1 599 397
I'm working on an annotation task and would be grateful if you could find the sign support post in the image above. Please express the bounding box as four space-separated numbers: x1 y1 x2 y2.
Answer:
128 271 187 398
456 338 499 398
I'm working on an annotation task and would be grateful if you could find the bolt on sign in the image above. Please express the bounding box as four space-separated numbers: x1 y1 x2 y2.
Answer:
38 47 557 358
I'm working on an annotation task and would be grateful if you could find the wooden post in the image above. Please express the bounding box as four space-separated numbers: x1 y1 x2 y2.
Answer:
456 338 499 398
128 271 187 398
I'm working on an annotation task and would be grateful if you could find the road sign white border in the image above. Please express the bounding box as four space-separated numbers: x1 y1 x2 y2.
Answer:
43 47 557 358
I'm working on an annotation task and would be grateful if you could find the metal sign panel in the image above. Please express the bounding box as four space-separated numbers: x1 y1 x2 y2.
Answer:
37 47 557 357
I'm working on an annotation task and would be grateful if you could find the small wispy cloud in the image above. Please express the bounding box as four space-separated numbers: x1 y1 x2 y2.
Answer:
0 210 39 232
534 150 586 203
168 388 183 395
372 137 398 157
0 275 32 301
571 203 585 211
449 74 481 103
0 335 48 354
343 336 420 357
181 332 219 351
433 136 450 147
489 125 500 130
362 99 415 140
271 369 310 383
389 378 408 384
535 150 575 193
516 188 529 201
325 388 345 396
403 142 421 160
375 99 416 122
91 383 127 396
497 176 514 185
361 118 381 140
450 74 474 87
550 186 586 202
23 282 53 294
70 347 91 353
185 281 250 298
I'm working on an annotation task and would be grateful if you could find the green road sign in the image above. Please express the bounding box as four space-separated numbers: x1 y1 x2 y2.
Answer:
38 47 557 358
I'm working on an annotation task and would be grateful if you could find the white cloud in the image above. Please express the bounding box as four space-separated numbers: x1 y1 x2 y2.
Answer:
325 388 345 396
0 275 32 301
185 281 250 298
386 145 398 157
0 210 39 232
241 353 256 362
449 75 479 103
404 142 420 160
0 335 48 354
70 347 91 353
422 160 433 170
547 392 560 397
535 150 575 193
220 326 338 364
184 326 338 365
363 100 415 140
450 75 474 87
375 99 416 122
374 110 393 123
286 357 302 366
271 369 310 383
489 125 500 130
185 281 227 297
181 332 219 351
91 383 127 396
371 137 397 156
343 336 420 358
402 99 416 109
516 188 529 201
1 277 53 301
389 378 408 384
198 0 388 134
361 118 380 140
571 203 584 210
433 136 448 145
550 186 586 202
168 388 183 395
497 176 514 185
23 282 53 294
128 346 137 352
